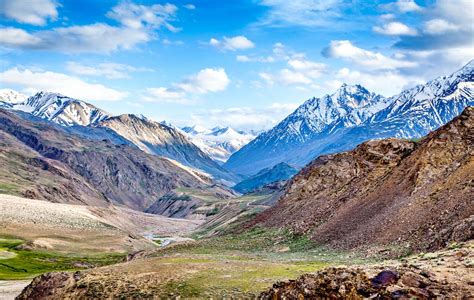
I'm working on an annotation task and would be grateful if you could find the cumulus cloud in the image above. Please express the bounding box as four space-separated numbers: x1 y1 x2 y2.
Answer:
322 40 417 70
423 19 459 35
331 67 424 96
106 1 179 31
144 68 230 103
259 57 326 87
66 62 152 79
209 36 255 51
0 1 179 53
373 21 417 36
381 0 422 13
0 68 127 101
394 0 472 51
0 27 42 47
144 87 187 104
0 0 59 26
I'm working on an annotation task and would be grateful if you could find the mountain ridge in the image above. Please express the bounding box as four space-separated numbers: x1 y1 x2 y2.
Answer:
225 61 474 176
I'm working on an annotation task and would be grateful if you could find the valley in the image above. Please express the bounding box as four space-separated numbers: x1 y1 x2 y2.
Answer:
0 61 473 298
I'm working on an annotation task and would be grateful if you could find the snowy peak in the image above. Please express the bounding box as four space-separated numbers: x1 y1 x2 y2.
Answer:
0 89 27 104
182 125 256 164
182 125 211 135
11 91 110 126
225 60 474 176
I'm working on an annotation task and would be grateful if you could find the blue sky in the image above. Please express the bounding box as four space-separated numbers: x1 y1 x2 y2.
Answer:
0 0 472 130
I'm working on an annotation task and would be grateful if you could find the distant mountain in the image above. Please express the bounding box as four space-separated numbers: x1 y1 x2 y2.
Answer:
225 61 474 176
247 106 474 254
0 108 234 211
0 89 27 107
11 92 110 126
225 84 390 175
97 115 240 185
182 125 256 164
233 162 298 194
2 91 240 185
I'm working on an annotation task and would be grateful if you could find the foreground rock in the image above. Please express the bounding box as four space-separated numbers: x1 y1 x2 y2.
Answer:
261 242 474 299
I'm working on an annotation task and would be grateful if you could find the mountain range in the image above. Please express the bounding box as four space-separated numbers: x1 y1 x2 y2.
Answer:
0 91 239 185
225 60 474 175
247 106 474 253
181 125 257 164
0 109 235 211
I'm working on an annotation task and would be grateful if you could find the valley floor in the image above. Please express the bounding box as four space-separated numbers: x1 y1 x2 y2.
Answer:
1 193 473 298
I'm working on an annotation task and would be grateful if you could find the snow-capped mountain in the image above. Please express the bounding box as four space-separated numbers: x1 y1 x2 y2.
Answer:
225 60 474 176
0 89 28 107
182 125 256 164
225 84 390 175
96 115 240 185
365 60 474 138
0 90 240 185
11 92 110 126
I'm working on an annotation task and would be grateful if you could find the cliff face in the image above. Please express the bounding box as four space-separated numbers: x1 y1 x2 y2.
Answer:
249 107 474 253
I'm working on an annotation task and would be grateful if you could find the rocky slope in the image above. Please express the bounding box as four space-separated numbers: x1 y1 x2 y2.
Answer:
226 61 474 176
233 162 298 194
247 107 474 254
0 109 231 211
96 115 240 185
182 125 256 164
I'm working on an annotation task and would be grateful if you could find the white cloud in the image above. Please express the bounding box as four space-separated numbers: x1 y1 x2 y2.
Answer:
176 68 230 94
381 0 422 13
332 67 424 96
209 36 255 51
66 62 152 79
322 40 417 70
287 58 326 78
373 22 417 36
236 55 275 63
0 27 41 47
0 1 179 53
106 2 178 30
423 19 459 35
144 87 188 104
189 102 299 131
0 0 59 26
0 68 127 101
259 57 326 87
144 68 230 103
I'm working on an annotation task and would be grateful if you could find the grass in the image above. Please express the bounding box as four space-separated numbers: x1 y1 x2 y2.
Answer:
0 182 20 195
0 236 125 280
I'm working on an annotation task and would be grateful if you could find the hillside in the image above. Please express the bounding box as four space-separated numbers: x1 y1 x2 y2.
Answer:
233 162 298 194
0 109 231 211
97 115 239 185
246 107 474 254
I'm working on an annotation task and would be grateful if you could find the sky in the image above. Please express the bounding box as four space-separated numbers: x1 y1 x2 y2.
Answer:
0 0 473 130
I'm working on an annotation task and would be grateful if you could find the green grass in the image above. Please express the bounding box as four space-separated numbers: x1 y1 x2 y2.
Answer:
0 182 20 195
0 236 125 280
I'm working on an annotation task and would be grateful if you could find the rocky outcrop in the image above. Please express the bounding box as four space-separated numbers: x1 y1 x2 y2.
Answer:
248 107 474 254
261 242 474 299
